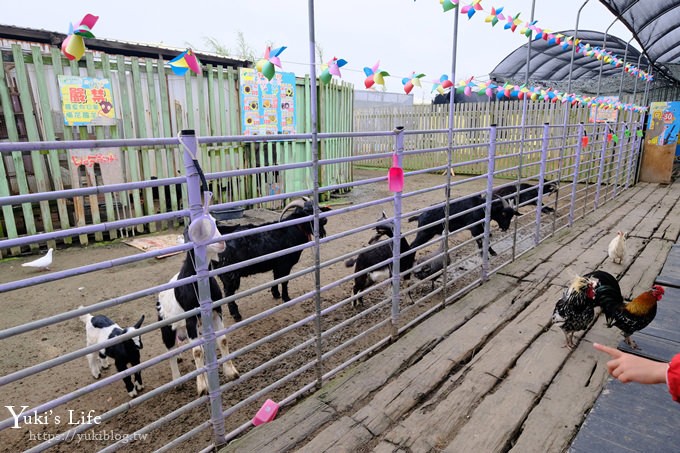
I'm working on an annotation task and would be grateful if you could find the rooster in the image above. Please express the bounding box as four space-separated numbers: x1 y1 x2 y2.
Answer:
600 284 665 349
551 275 597 348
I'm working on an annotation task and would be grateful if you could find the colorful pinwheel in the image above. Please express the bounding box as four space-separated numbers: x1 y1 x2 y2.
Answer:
504 13 521 32
432 74 454 94
256 46 287 81
363 61 390 89
61 13 99 61
440 0 459 12
484 7 505 26
319 57 347 84
460 0 483 19
402 72 426 94
168 49 201 76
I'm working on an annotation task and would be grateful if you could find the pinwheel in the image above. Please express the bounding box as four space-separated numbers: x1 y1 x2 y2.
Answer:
168 49 201 76
455 76 475 96
485 7 505 26
256 46 287 81
61 13 99 61
402 72 426 94
440 0 459 12
504 13 522 32
431 74 454 95
363 61 390 89
319 57 347 84
460 0 483 19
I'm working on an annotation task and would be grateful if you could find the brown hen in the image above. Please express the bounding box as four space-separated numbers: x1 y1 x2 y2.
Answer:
602 285 665 349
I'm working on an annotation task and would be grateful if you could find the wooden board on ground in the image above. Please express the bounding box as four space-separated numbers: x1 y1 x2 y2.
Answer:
123 234 183 258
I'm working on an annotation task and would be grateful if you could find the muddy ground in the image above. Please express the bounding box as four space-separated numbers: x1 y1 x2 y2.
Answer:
0 167 580 452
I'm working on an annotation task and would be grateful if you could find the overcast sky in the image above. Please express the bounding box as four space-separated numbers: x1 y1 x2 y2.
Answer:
3 0 637 102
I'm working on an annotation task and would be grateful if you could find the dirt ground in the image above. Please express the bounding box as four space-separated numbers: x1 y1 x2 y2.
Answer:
0 167 574 452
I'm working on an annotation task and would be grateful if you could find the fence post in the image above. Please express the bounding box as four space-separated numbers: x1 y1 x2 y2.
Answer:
594 122 609 210
569 123 585 226
482 124 497 281
535 123 550 245
391 126 405 339
611 120 627 199
625 120 639 189
179 129 226 447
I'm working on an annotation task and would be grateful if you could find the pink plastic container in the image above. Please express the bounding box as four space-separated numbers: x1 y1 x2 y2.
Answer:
252 399 280 426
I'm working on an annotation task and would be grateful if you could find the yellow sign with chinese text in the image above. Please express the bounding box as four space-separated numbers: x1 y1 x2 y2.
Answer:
57 76 116 126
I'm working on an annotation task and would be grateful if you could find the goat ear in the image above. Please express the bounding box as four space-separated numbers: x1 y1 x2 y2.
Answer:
134 314 145 329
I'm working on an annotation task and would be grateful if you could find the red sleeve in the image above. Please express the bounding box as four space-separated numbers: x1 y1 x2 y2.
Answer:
668 353 680 403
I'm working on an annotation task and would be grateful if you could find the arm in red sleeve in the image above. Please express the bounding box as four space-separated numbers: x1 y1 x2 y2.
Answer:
668 353 680 402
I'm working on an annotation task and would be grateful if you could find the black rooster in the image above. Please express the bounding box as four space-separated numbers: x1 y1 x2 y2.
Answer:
583 270 664 349
552 275 597 348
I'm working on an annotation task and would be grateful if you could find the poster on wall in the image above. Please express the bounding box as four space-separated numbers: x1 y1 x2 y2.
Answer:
57 75 116 126
69 148 124 188
646 102 680 151
239 68 296 135
588 96 619 123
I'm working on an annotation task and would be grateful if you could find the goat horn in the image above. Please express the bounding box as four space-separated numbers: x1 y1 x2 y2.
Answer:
493 193 510 209
279 198 307 222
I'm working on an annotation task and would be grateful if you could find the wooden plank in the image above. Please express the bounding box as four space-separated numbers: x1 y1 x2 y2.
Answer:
84 53 104 241
12 44 51 246
31 47 71 243
95 52 117 239
0 49 24 255
145 59 167 229
117 55 144 232
130 57 155 232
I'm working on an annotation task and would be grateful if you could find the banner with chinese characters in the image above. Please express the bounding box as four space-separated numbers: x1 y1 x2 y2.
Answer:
57 75 116 126
239 68 296 135
588 96 619 123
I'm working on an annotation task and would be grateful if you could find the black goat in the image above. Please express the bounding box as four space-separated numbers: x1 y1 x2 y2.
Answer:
409 194 520 256
493 181 558 213
80 309 145 398
157 221 239 395
345 213 416 307
216 198 331 319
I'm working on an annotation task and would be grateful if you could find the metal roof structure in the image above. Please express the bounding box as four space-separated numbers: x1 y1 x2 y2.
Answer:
490 30 649 94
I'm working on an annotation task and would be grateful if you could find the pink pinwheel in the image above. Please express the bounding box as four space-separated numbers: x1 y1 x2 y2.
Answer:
363 61 390 89
504 13 522 32
402 72 426 94
484 6 505 26
61 13 99 61
432 74 454 94
319 57 347 84
460 0 483 19
256 46 287 81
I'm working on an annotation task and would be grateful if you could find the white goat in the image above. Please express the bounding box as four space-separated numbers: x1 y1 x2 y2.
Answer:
157 220 239 395
80 309 145 397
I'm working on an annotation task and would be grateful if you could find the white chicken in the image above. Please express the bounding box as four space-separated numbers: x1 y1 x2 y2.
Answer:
21 248 54 271
607 231 627 264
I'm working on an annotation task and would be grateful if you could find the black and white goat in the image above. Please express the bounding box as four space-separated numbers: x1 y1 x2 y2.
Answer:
216 198 331 319
493 181 558 213
80 308 145 398
408 193 520 256
157 220 239 396
345 213 416 306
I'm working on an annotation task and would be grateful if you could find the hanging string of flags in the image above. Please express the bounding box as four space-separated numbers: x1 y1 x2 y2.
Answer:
452 76 647 112
440 0 653 82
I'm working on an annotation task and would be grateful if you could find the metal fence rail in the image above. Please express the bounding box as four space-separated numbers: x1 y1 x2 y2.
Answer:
0 118 644 452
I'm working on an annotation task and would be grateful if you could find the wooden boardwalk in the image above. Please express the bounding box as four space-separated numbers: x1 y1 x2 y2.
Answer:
222 179 680 453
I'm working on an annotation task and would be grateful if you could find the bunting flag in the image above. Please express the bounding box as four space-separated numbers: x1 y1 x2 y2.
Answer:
448 75 647 112
439 0 652 82
61 13 99 61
